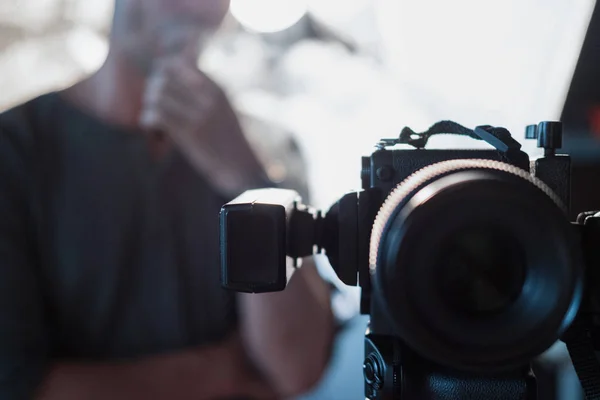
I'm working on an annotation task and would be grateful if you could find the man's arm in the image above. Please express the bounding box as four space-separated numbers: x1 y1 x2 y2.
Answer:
36 334 275 400
238 258 336 398
35 262 334 400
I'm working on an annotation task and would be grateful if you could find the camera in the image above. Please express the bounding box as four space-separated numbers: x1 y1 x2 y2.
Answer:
220 120 600 399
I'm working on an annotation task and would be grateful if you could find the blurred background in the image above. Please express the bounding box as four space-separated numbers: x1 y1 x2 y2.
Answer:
1 0 600 398
2 0 598 209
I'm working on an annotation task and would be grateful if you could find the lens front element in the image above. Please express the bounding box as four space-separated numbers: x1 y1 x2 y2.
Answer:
436 226 527 316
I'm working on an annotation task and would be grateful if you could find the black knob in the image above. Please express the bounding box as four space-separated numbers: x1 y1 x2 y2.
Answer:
537 121 563 155
361 157 371 189
376 166 393 182
525 124 538 140
364 360 376 383
363 354 383 390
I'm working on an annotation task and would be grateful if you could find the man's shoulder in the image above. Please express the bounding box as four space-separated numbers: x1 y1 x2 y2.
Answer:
0 92 61 175
0 92 62 151
0 92 59 135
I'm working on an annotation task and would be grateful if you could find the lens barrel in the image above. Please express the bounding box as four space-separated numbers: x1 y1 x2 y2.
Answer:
370 160 583 371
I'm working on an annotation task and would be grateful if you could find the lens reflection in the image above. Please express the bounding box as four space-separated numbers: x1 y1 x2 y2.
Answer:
436 226 527 315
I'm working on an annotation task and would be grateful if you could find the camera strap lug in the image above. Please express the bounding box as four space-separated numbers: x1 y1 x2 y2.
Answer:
384 120 522 153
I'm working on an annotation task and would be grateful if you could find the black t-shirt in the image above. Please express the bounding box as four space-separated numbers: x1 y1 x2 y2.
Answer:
0 92 253 398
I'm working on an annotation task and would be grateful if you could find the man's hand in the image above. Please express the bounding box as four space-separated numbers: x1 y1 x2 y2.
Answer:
139 58 267 196
139 58 219 163
239 257 335 398
140 58 218 137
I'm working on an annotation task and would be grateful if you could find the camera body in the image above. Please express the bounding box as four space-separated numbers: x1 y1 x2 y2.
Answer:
357 126 570 400
220 121 597 399
343 127 567 315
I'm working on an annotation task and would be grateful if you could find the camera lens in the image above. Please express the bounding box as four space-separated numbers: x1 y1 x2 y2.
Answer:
436 226 526 316
370 159 583 372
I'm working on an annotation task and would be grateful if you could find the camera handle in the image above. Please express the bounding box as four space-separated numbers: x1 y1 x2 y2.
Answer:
386 120 523 153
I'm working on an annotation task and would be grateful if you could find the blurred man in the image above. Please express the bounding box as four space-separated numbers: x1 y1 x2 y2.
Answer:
0 0 335 399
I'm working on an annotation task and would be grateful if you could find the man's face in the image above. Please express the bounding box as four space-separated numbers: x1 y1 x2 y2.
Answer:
116 0 230 71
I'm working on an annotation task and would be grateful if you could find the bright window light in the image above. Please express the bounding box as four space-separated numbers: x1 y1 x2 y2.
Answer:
375 0 596 156
229 0 308 33
307 0 371 25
